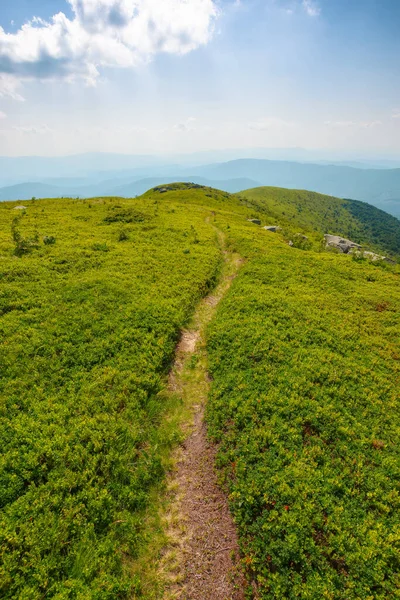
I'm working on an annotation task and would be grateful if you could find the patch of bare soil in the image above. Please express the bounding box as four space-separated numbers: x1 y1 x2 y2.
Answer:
178 331 200 355
204 295 219 308
172 404 245 600
160 243 246 600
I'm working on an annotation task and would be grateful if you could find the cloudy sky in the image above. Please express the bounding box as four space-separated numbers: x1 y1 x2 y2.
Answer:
0 0 399 156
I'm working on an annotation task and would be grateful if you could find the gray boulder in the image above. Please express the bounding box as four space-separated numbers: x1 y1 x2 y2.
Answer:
263 225 281 232
324 234 361 254
351 249 396 264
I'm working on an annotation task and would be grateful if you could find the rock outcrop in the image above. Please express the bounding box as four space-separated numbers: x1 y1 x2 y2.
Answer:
324 234 361 253
263 225 281 232
351 250 396 264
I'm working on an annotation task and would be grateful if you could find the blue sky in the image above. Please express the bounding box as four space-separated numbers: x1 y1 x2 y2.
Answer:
0 0 399 157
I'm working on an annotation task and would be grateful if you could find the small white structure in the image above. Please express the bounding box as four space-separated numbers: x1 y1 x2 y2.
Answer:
14 205 27 210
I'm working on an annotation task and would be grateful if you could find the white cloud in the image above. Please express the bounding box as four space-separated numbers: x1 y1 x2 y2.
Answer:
302 0 320 17
324 120 357 128
0 74 25 101
324 120 352 127
174 117 197 132
361 120 382 128
391 111 400 119
0 0 219 97
324 120 382 129
0 111 6 119
12 124 54 134
248 117 294 131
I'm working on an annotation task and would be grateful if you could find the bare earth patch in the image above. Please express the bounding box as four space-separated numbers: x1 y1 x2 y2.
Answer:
160 240 246 600
204 295 219 307
178 331 200 354
172 404 245 600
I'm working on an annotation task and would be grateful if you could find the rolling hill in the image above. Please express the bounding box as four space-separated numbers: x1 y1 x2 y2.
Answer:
238 186 400 257
110 176 261 197
0 183 399 599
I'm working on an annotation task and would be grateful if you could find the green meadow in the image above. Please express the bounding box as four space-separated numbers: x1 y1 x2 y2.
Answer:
0 184 399 598
207 216 400 599
0 191 221 598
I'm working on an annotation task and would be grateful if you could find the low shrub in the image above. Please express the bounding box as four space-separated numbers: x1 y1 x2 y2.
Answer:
11 216 39 257
92 242 109 252
43 235 56 245
104 208 151 224
118 229 129 242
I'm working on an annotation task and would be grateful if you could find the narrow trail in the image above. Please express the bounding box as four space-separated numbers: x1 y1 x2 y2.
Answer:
158 231 246 600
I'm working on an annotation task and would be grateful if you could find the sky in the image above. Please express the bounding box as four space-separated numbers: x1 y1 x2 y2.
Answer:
0 0 399 157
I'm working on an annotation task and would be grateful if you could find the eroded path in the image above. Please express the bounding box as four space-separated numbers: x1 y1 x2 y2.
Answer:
159 233 245 600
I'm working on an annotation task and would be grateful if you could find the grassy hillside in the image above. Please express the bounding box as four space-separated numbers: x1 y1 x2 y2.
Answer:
0 191 222 598
111 176 261 198
238 186 400 257
0 184 399 599
206 217 400 599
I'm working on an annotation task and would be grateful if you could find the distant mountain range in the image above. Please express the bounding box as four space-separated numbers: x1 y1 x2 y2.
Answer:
190 160 400 218
1 155 400 219
0 176 261 202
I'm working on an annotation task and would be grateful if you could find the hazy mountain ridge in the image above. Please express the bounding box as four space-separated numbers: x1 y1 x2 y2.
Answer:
0 176 262 201
1 155 400 218
192 159 400 217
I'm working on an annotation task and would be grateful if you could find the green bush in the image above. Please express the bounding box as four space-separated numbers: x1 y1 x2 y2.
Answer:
11 215 39 257
104 208 151 224
118 229 129 242
43 235 56 245
91 242 109 252
291 233 312 251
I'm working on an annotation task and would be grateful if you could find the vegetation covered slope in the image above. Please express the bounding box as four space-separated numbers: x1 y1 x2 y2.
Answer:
0 192 222 599
206 216 400 599
0 183 399 599
238 186 400 257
